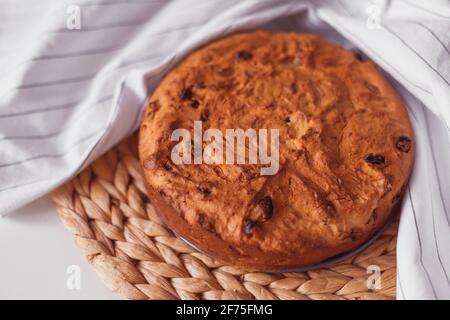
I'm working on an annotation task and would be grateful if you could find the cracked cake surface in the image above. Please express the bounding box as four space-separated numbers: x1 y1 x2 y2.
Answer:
138 31 414 270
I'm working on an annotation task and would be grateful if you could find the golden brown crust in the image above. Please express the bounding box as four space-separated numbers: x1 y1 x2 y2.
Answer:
138 31 414 271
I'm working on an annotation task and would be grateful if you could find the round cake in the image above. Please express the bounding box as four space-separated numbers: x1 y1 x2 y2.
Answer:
138 31 414 271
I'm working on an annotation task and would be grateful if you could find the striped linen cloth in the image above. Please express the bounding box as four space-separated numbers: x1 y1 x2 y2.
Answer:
1 0 449 299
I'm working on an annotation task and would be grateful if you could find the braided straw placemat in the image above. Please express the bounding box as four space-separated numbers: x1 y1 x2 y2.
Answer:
51 134 398 300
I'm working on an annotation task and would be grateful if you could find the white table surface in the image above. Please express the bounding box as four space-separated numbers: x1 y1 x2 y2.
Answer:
0 196 119 300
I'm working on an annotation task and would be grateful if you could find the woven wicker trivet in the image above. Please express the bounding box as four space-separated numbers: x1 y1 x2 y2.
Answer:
51 134 398 300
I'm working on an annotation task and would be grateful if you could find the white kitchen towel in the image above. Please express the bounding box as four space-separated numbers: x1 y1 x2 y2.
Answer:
0 0 449 299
